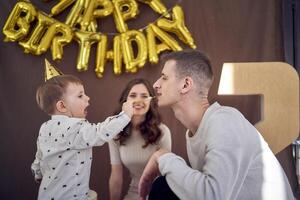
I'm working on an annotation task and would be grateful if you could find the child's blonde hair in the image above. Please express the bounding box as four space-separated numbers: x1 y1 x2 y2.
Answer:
36 75 82 115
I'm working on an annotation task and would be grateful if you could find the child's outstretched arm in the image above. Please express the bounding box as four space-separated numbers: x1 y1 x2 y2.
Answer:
70 100 134 148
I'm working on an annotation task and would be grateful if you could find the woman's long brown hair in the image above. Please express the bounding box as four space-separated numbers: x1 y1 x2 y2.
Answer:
114 78 162 148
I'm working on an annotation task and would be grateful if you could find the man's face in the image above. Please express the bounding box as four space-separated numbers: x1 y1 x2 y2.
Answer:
153 60 183 107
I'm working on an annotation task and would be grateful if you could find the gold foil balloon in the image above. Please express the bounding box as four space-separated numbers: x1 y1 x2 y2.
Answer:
146 23 181 63
19 12 55 55
74 30 102 72
112 0 139 33
44 58 63 81
50 23 73 60
36 20 73 60
19 12 56 55
65 0 86 28
95 35 123 77
3 0 196 78
51 0 76 16
157 5 196 49
3 1 37 42
112 35 123 75
94 0 114 18
87 21 97 32
121 30 147 72
95 34 108 78
92 0 114 31
81 0 96 31
137 0 169 17
64 0 98 31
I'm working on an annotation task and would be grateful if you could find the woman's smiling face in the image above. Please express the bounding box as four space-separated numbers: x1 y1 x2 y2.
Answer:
127 83 151 117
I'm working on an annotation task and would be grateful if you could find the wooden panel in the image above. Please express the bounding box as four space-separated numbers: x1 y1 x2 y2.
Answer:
218 62 299 154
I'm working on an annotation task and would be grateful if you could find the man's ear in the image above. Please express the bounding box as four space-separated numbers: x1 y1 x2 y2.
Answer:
56 100 67 113
181 77 193 94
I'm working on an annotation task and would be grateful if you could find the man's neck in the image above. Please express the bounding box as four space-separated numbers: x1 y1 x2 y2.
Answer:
172 98 209 135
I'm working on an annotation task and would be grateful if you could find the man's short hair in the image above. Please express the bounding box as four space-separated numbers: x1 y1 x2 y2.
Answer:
161 49 213 96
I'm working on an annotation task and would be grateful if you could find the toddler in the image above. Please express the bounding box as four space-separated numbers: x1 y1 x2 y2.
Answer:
31 74 133 200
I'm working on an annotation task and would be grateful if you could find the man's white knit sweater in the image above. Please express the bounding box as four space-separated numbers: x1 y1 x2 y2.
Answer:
158 102 294 200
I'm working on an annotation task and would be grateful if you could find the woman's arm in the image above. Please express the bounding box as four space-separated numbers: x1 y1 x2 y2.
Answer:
109 164 123 200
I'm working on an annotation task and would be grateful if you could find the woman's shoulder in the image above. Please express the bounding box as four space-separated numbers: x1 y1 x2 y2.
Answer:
158 123 171 136
157 123 172 149
158 122 168 130
108 138 120 147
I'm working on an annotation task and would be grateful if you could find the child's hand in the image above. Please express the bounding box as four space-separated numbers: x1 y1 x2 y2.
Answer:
122 99 134 118
35 177 42 184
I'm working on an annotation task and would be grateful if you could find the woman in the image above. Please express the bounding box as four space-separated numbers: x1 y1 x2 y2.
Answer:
108 78 172 200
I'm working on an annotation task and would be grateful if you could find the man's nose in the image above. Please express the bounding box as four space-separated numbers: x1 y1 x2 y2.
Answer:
153 79 159 89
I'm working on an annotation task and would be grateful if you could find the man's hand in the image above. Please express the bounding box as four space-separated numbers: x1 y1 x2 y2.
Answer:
139 149 169 199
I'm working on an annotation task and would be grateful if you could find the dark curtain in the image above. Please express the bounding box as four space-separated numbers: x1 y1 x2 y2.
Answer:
283 0 300 74
0 0 298 199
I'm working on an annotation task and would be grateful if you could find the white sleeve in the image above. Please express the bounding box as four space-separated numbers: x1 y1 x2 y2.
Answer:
31 138 43 179
72 111 131 149
158 115 254 200
158 152 214 200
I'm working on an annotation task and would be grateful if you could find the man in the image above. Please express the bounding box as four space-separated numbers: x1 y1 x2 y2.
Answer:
138 50 294 200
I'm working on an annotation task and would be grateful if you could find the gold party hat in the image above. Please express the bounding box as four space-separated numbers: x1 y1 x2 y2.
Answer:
44 59 63 81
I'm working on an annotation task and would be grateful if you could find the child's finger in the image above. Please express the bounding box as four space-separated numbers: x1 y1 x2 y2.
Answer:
125 99 135 107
